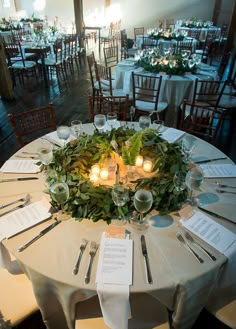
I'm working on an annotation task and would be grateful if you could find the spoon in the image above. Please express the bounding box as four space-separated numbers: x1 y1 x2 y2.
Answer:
176 232 204 263
215 182 236 189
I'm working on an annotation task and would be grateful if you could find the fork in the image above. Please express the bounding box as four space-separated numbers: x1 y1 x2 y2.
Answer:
0 194 30 210
176 232 204 264
216 189 236 195
85 241 99 284
72 238 89 275
0 196 31 217
215 182 236 189
184 231 216 261
15 155 38 159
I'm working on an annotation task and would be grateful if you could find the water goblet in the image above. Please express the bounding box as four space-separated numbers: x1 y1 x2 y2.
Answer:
139 116 151 129
182 135 196 161
50 182 70 220
185 166 204 206
94 114 106 132
173 171 187 192
187 58 196 70
111 184 129 225
107 112 117 129
71 120 82 139
152 119 164 133
132 189 153 229
57 125 71 146
37 140 53 165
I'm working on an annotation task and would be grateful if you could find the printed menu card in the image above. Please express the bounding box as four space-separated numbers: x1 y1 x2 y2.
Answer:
0 159 40 173
200 164 236 178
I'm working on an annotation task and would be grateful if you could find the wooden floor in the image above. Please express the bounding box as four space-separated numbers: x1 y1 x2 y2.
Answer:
0 40 235 329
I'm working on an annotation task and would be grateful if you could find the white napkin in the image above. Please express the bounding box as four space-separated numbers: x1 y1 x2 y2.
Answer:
0 159 40 173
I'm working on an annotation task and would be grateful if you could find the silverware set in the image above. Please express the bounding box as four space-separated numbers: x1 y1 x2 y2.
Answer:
72 239 99 284
0 194 31 217
215 181 236 195
176 231 216 263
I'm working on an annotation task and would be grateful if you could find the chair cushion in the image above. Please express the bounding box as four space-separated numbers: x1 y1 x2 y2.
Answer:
218 94 236 109
136 100 168 113
12 61 36 69
0 268 38 326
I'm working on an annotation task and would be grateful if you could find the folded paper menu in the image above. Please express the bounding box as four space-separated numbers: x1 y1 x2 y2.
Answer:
0 159 40 173
0 200 51 239
96 234 133 285
161 128 185 143
200 164 236 178
180 211 236 254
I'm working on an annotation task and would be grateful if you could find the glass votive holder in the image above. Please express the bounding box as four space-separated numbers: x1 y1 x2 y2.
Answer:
135 155 143 167
100 168 109 180
143 160 153 173
91 164 100 175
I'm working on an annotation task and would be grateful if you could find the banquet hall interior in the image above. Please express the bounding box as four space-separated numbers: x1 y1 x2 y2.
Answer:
0 0 236 328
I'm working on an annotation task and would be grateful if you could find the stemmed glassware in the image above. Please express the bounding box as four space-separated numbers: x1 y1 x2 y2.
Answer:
107 112 117 129
57 125 71 146
71 120 82 139
50 182 70 220
132 189 153 229
182 135 196 161
111 184 129 225
37 140 53 165
139 116 151 129
185 166 204 205
173 171 187 192
152 119 164 133
94 114 106 132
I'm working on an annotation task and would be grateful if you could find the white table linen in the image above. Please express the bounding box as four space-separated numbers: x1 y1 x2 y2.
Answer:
0 124 235 329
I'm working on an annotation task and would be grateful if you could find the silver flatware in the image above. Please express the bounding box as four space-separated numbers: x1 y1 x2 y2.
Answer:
21 151 38 155
0 177 38 183
0 194 30 210
15 155 38 159
194 157 227 164
73 238 89 275
184 231 216 261
18 220 61 252
141 235 153 284
216 189 236 195
215 182 236 189
0 197 31 217
176 232 204 264
85 241 99 284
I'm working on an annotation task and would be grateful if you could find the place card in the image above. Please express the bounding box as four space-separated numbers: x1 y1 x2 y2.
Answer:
161 128 185 143
200 164 236 178
0 159 40 174
96 234 133 285
0 199 51 239
180 211 236 254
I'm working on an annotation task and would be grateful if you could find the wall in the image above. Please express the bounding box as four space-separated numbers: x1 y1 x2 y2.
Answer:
0 0 17 19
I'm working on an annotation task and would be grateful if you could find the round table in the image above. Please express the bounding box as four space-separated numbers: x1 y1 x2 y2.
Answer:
1 124 236 329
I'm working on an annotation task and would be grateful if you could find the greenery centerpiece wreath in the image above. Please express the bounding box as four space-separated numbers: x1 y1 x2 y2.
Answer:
43 128 188 224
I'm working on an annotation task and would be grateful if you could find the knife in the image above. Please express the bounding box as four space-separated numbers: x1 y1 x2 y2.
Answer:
17 220 61 252
0 177 39 183
197 206 230 221
141 235 153 284
194 157 227 164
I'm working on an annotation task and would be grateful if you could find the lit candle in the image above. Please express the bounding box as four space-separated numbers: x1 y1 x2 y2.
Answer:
91 164 100 175
100 168 109 180
143 160 153 173
135 155 143 167
89 173 99 182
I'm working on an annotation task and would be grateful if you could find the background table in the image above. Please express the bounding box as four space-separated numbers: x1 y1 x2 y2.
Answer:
1 125 236 329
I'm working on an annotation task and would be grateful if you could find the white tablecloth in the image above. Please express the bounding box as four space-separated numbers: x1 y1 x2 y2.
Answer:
0 125 236 329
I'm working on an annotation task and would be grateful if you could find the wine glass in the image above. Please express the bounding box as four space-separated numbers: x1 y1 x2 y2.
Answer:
57 125 71 146
133 189 153 228
182 135 196 160
139 116 151 129
107 112 117 129
71 120 82 139
50 182 70 220
37 140 53 165
152 119 164 133
173 171 186 192
111 184 129 225
185 166 204 205
94 114 106 132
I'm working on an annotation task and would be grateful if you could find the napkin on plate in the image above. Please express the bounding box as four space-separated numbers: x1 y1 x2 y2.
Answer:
0 159 40 174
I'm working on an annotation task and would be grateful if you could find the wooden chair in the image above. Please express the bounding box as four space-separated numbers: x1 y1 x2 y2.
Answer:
8 103 56 147
103 45 119 69
206 301 236 329
175 38 193 54
134 27 144 45
131 72 168 120
179 100 226 144
141 36 159 50
0 268 38 327
75 294 170 329
87 51 99 98
88 94 130 121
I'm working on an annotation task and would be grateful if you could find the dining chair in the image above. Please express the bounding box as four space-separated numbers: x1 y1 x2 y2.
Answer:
8 103 56 147
75 293 170 329
88 94 130 122
131 72 168 120
134 27 145 45
0 268 38 327
206 300 236 329
175 38 193 54
103 45 119 69
179 99 226 144
141 36 159 50
120 30 136 60
87 51 100 98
